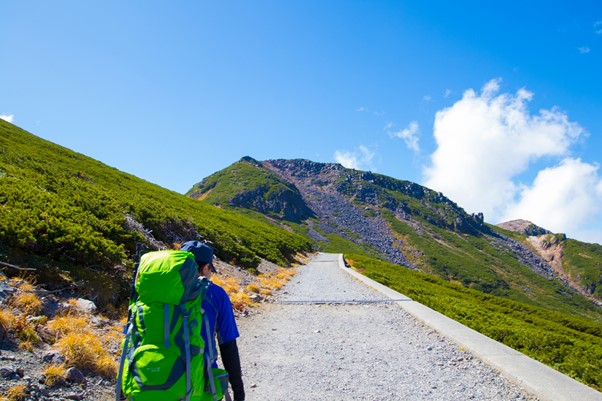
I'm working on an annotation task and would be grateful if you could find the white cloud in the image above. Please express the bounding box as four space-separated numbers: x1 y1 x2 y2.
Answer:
423 95 432 102
334 145 376 171
422 78 596 241
502 158 602 235
389 121 420 152
0 114 14 123
595 21 602 35
579 47 591 54
444 89 453 98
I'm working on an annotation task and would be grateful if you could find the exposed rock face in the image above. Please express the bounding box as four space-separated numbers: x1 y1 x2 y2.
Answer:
262 159 490 268
526 234 565 276
526 234 601 306
489 234 560 282
497 219 551 236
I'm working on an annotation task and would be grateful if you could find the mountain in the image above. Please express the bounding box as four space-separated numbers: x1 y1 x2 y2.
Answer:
0 121 312 306
188 157 602 317
2 122 601 390
498 220 602 306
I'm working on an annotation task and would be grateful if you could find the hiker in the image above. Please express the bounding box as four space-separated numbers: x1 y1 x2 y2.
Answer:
181 241 246 401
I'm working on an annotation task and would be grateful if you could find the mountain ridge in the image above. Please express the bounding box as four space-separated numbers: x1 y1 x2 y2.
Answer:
188 156 602 313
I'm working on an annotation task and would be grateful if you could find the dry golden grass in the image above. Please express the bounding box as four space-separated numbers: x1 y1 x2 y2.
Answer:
245 283 261 293
211 276 240 294
275 268 296 280
210 267 298 311
18 340 34 352
1 308 40 349
2 384 27 401
11 292 42 316
259 288 273 296
42 364 66 386
257 276 285 290
0 308 17 331
17 282 35 292
46 315 89 339
15 316 40 345
95 354 118 378
258 267 296 289
229 292 259 311
54 331 117 379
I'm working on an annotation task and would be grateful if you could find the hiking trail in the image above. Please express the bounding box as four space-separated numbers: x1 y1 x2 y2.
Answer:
236 253 538 401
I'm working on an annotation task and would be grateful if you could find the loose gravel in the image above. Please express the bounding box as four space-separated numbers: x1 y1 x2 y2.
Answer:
237 253 539 401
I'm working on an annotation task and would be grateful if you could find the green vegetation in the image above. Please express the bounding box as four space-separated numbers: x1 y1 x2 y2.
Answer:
185 153 601 317
187 156 287 204
379 209 601 318
347 254 602 390
186 156 313 223
335 170 484 234
0 120 312 305
562 239 602 298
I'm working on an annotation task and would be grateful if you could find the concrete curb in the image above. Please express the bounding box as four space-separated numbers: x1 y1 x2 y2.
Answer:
337 254 602 401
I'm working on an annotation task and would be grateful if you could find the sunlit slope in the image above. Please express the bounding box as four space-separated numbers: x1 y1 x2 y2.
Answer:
188 157 602 318
0 120 312 304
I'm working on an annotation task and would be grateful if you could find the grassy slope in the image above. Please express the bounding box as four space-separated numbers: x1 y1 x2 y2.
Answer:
187 155 600 318
187 157 294 205
562 239 602 299
0 120 312 305
347 254 602 391
379 209 602 318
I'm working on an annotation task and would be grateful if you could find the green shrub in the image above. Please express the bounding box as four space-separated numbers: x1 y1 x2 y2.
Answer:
348 254 602 391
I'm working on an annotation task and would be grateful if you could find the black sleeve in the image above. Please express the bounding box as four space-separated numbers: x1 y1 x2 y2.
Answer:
219 339 245 401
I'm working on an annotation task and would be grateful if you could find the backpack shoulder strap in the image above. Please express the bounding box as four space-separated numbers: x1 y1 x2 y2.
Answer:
198 277 212 303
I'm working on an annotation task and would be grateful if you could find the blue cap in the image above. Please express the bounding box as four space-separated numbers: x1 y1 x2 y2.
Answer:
181 241 216 272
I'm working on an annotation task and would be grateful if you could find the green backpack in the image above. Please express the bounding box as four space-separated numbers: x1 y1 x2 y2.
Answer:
115 250 226 401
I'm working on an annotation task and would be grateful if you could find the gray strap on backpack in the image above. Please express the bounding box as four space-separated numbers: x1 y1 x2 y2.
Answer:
223 384 233 401
115 322 133 401
182 305 193 401
203 312 218 401
164 303 170 349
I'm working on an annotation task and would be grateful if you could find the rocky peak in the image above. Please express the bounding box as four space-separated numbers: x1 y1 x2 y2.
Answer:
497 219 551 236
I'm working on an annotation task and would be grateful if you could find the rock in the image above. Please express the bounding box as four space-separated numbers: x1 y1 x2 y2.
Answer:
65 367 85 384
42 350 62 363
249 293 263 303
75 298 97 313
65 393 84 400
0 321 6 342
0 365 16 378
0 278 15 304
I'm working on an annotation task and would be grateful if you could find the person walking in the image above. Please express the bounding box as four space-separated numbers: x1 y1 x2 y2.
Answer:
181 241 245 401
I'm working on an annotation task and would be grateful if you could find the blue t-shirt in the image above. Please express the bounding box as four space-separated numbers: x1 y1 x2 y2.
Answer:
201 281 240 366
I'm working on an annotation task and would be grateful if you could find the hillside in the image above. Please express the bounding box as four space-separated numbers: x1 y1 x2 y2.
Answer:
499 222 602 304
187 157 602 319
0 121 313 306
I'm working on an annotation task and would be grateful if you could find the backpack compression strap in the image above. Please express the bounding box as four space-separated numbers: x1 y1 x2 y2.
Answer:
182 304 193 401
115 322 133 401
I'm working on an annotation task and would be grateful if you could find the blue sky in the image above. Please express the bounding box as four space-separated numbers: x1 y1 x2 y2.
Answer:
2 1 602 244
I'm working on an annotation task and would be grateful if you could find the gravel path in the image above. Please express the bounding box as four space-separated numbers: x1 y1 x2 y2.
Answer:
237 253 539 401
